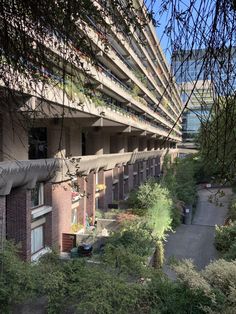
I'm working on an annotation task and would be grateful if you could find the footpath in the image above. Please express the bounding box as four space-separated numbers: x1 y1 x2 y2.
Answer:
163 188 232 278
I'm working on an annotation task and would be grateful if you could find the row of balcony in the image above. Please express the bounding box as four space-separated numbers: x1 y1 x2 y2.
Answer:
85 13 182 124
77 23 182 132
106 9 182 117
0 149 174 195
136 0 182 111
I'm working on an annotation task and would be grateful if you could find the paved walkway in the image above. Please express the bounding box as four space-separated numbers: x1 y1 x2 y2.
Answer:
164 188 232 277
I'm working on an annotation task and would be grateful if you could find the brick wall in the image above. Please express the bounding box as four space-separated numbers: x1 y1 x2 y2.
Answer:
78 176 86 226
0 196 6 249
52 182 72 250
6 188 31 261
128 164 134 191
118 166 124 200
44 183 53 247
86 172 95 223
104 169 113 209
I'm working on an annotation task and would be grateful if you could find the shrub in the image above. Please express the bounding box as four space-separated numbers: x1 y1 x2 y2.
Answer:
224 242 236 260
228 195 236 221
128 181 173 239
102 226 154 277
153 240 164 269
215 222 236 252
202 259 236 302
0 241 36 312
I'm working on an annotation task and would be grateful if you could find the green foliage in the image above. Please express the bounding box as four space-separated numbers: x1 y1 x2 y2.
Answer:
0 242 36 313
228 195 236 221
202 259 236 308
161 155 199 227
143 271 215 314
153 240 164 269
174 157 198 205
129 180 173 239
215 222 236 253
198 97 236 182
3 240 236 314
102 225 154 277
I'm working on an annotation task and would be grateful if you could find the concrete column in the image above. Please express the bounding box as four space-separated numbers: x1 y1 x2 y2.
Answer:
142 161 147 181
2 114 28 161
48 125 67 158
0 196 6 250
128 164 134 191
118 166 124 200
128 136 139 152
70 127 82 156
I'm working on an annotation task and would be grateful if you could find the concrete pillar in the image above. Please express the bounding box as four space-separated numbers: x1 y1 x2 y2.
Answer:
128 164 134 191
0 196 6 250
48 125 67 158
143 161 147 181
118 166 124 200
2 114 28 161
128 136 139 152
70 127 82 156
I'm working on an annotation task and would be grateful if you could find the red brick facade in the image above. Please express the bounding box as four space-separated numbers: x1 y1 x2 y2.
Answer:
0 196 6 248
2 157 163 258
6 188 31 260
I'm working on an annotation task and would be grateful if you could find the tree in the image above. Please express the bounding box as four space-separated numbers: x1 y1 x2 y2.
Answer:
199 97 236 182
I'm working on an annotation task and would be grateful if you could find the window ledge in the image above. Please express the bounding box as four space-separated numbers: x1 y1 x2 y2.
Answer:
31 247 51 262
31 205 52 219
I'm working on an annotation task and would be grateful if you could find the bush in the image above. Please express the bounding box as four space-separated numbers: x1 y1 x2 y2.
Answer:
128 180 173 239
202 259 236 302
228 195 236 221
153 240 164 269
215 222 236 252
102 226 154 277
0 242 36 312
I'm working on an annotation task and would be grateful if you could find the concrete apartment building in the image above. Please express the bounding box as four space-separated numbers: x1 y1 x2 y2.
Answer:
172 49 216 145
0 1 183 261
172 47 236 145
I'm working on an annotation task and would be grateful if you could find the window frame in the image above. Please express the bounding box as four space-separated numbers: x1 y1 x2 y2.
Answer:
31 182 44 209
31 224 45 255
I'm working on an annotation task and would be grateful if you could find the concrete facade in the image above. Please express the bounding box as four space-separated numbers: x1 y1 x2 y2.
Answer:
0 2 184 260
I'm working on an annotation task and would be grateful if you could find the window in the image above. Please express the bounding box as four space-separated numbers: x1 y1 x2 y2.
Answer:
31 183 44 208
71 208 78 225
28 127 47 159
31 225 44 254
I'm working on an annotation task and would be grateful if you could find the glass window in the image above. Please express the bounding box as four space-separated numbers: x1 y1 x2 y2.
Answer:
28 127 47 159
31 225 44 254
71 208 78 225
31 183 44 208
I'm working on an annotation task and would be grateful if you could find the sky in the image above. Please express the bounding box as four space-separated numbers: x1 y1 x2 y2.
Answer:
144 0 213 64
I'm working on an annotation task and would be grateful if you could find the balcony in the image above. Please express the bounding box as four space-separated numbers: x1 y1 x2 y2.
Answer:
0 149 178 195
